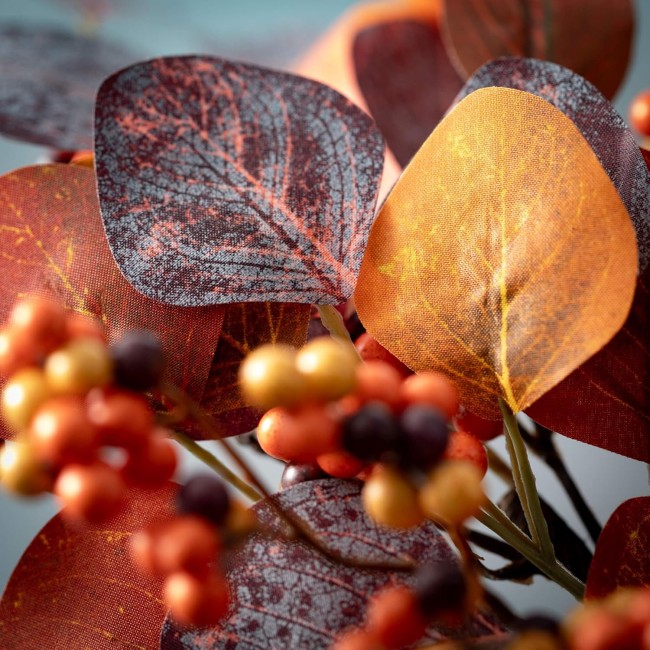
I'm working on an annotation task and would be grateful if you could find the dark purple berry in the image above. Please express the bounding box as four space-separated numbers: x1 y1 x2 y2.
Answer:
280 462 326 490
399 404 450 471
110 330 165 391
177 474 230 526
341 401 400 462
414 562 466 618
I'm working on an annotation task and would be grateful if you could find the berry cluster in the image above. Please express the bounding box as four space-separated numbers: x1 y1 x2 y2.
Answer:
0 297 175 522
240 335 491 529
130 474 257 628
332 562 468 650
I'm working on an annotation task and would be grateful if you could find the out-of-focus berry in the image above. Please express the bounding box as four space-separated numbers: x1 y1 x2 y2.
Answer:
331 629 386 650
317 450 367 478
443 430 488 477
1 367 51 432
177 474 231 526
0 441 54 496
354 361 403 410
630 90 650 137
109 330 165 392
163 571 230 628
414 563 467 618
340 402 399 462
399 404 449 471
399 372 459 419
120 432 177 487
9 297 67 355
64 313 106 342
45 338 113 395
0 326 42 376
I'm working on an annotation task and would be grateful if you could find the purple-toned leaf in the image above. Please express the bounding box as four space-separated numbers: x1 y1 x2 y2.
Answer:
454 57 650 271
352 19 464 167
527 264 650 462
0 26 137 150
0 485 176 649
95 56 385 307
440 0 633 99
160 479 508 649
586 497 650 599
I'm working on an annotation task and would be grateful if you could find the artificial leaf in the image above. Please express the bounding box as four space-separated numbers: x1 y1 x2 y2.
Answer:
526 265 650 462
0 484 175 649
0 26 137 150
440 0 633 100
0 164 224 440
353 19 463 167
160 479 508 648
454 58 650 271
355 87 638 418
585 497 650 599
199 302 311 438
94 56 384 307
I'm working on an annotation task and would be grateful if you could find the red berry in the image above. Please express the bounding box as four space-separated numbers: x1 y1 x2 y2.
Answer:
399 373 459 419
9 297 67 354
120 431 177 487
366 586 428 648
453 408 502 441
630 90 650 137
55 462 125 523
0 326 42 376
443 430 488 477
163 571 230 628
317 450 367 478
64 313 107 342
354 361 403 410
355 333 411 377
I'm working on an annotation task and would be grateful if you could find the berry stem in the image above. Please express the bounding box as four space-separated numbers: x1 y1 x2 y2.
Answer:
316 304 360 357
478 499 584 600
499 399 555 563
171 430 263 502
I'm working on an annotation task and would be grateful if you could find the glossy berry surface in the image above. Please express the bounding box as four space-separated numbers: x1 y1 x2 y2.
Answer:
630 90 650 136
109 330 165 391
398 404 450 471
1 367 51 433
279 462 326 490
163 570 230 628
177 474 231 526
399 372 459 419
340 402 399 462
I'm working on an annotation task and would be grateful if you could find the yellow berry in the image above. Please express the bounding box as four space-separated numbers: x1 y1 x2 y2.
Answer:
295 337 358 402
238 344 306 410
0 440 53 496
362 465 424 528
45 337 113 395
419 461 485 525
1 367 51 432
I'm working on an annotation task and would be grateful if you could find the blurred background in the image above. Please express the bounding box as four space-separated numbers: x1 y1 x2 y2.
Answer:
0 0 649 621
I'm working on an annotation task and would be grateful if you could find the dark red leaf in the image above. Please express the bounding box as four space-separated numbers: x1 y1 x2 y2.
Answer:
586 497 650 599
352 19 464 167
0 26 137 150
199 302 311 438
94 56 385 307
0 164 224 439
160 479 508 648
0 484 176 649
526 265 650 462
454 57 650 271
440 0 633 99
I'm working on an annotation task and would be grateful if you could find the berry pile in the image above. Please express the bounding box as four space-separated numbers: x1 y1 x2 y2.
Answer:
130 474 257 628
240 335 492 529
0 297 175 522
332 562 468 650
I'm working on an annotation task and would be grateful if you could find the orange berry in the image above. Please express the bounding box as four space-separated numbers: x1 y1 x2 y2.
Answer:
120 431 177 487
419 461 485 525
152 515 220 578
354 361 402 409
366 586 428 648
443 430 488 477
355 332 411 377
453 408 502 441
238 344 306 410
86 388 153 450
399 372 459 419
257 405 340 463
295 336 359 402
362 465 424 529
64 313 107 342
0 326 42 376
69 150 94 167
1 367 52 433
44 337 113 395
129 524 163 575
163 570 230 628
55 462 125 523
28 396 98 466
317 449 367 478
0 440 54 496
9 297 67 354
630 90 650 137
331 629 386 650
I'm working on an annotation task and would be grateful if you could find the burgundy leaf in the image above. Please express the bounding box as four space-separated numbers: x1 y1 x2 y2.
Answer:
454 57 650 271
0 26 137 150
0 485 176 649
526 265 650 462
352 19 464 167
95 56 385 307
0 165 224 441
440 0 633 99
199 302 310 438
586 497 650 599
160 479 507 649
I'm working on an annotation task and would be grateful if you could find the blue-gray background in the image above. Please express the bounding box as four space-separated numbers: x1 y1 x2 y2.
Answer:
0 0 649 621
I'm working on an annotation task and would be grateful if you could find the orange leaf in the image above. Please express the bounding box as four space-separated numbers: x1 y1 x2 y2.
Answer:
355 87 638 417
0 485 175 649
